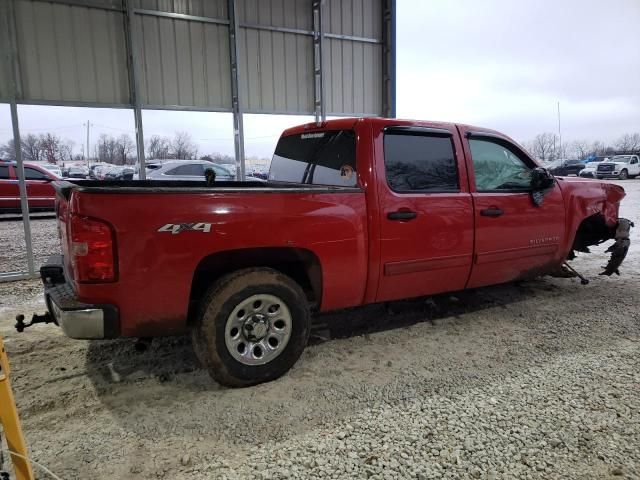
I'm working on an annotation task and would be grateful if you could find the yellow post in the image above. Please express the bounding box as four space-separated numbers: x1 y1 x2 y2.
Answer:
0 336 34 480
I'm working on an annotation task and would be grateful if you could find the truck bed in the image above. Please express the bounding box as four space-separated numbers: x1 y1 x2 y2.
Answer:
51 178 369 337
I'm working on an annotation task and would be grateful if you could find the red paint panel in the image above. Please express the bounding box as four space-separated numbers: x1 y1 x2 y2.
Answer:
475 244 558 265
384 253 472 276
69 189 369 336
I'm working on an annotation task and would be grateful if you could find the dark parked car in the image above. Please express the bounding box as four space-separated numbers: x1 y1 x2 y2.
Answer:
67 166 88 179
547 159 585 176
103 165 133 180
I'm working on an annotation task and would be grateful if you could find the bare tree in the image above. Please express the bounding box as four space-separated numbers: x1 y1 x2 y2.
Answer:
0 139 16 160
530 133 558 162
170 131 198 159
568 140 590 160
116 134 136 165
59 140 75 163
615 133 640 153
146 135 171 160
97 134 118 164
40 133 62 163
22 134 44 162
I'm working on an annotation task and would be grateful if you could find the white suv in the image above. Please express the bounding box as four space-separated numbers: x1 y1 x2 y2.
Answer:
596 155 640 180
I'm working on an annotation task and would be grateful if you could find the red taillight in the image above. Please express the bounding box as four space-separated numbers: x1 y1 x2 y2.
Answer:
69 215 116 282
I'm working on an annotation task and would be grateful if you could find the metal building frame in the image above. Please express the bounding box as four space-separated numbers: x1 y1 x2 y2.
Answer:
0 0 396 282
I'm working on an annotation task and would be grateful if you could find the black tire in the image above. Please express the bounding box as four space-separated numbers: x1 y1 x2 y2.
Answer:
619 169 628 180
192 268 310 387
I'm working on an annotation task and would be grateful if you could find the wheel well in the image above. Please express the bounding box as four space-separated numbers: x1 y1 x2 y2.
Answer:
571 213 615 254
188 247 322 324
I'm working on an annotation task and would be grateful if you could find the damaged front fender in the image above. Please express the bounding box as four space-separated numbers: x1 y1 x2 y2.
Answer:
559 178 631 276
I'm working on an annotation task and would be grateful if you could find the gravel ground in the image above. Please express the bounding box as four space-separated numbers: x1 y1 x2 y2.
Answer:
0 180 639 480
0 216 60 273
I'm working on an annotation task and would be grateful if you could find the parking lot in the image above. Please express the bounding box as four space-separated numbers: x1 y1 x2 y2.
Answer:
0 180 639 479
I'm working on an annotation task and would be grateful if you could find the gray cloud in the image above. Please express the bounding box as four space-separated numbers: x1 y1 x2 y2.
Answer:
396 0 640 143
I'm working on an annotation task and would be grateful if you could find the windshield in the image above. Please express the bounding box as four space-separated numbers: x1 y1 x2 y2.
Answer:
612 155 632 163
270 130 357 186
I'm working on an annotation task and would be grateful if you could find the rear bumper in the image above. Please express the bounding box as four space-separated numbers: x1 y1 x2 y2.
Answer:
41 256 119 339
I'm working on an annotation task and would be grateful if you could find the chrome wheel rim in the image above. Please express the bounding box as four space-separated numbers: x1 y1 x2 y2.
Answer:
225 294 292 366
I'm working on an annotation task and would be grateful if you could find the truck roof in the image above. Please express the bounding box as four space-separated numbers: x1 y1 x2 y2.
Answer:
280 116 508 142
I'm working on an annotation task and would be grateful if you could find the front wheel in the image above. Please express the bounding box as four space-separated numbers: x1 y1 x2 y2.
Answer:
619 169 628 180
192 268 310 387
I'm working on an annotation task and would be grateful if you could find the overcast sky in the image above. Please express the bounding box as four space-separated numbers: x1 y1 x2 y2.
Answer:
1 0 638 158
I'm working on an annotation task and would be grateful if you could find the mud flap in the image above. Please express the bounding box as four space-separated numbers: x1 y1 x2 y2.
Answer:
600 218 634 276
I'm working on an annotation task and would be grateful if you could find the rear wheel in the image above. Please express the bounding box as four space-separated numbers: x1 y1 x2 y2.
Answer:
619 169 628 180
192 268 310 387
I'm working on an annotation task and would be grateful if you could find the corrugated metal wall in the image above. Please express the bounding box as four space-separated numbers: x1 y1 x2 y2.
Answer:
0 0 391 117
238 0 314 114
134 0 227 17
133 13 232 109
13 0 130 105
324 0 383 116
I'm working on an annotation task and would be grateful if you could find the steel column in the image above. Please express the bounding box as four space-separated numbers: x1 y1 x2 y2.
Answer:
227 0 246 181
382 0 397 118
124 0 147 179
312 0 325 124
4 0 36 278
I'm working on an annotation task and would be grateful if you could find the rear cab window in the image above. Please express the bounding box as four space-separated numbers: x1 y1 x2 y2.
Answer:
269 130 357 187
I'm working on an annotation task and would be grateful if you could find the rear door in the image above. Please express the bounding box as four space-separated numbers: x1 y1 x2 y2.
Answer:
0 164 18 211
374 125 474 302
461 129 565 288
24 165 56 209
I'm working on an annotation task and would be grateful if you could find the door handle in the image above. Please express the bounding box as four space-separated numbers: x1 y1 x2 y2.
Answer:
480 207 504 217
387 210 417 221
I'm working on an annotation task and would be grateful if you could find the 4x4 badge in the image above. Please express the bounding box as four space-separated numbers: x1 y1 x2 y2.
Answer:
158 223 212 235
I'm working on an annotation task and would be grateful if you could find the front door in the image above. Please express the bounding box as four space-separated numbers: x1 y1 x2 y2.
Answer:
461 130 566 288
375 125 474 302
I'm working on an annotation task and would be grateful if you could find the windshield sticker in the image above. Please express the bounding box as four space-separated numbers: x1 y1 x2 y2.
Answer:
300 132 325 139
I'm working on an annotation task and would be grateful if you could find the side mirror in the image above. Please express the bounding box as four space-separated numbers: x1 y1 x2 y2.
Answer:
530 167 555 191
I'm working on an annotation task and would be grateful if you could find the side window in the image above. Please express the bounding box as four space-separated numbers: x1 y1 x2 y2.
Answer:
469 139 532 191
631 157 638 165
24 167 48 180
383 133 459 192
0 166 9 179
166 164 204 176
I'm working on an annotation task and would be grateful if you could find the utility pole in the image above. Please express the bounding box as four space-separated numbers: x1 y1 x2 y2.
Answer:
557 101 562 163
84 121 92 167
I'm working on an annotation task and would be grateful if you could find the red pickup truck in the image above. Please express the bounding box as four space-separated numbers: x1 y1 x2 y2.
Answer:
35 117 630 386
0 161 59 212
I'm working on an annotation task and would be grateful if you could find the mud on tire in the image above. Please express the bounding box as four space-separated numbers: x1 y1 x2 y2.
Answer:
192 268 310 387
